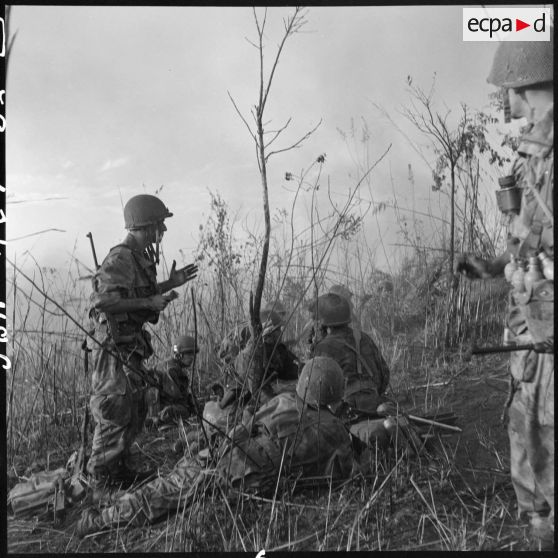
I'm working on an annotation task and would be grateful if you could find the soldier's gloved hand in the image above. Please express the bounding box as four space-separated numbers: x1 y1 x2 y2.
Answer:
454 254 489 280
169 261 199 288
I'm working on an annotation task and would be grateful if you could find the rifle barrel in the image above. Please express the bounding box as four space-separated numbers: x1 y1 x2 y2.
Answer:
86 232 100 270
471 343 534 355
407 414 462 432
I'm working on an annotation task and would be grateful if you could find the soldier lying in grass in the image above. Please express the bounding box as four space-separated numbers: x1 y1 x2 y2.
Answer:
76 357 353 537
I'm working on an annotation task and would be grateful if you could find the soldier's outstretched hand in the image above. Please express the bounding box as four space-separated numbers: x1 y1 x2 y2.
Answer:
169 260 199 288
454 254 490 280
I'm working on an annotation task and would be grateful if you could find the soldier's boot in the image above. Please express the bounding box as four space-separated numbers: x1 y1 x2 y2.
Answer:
76 508 106 538
529 514 554 551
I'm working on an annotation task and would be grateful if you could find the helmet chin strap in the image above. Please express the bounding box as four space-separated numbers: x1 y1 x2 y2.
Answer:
154 227 160 265
145 243 156 264
144 225 159 264
502 88 511 124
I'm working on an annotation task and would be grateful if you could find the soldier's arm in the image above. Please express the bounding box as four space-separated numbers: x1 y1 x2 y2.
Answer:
92 291 168 313
92 249 169 313
454 250 509 280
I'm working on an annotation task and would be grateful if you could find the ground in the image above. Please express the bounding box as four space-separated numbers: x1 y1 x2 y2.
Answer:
6 354 546 552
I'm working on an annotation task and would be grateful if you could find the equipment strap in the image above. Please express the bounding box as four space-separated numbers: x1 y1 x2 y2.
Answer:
342 338 375 382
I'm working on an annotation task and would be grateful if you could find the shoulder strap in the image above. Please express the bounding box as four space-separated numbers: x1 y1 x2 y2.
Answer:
341 337 375 381
524 157 553 224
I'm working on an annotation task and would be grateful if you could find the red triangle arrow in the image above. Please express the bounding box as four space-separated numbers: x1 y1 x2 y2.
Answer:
516 19 530 31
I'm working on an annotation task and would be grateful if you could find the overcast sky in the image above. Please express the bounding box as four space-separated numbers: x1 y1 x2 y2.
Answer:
7 5 542 279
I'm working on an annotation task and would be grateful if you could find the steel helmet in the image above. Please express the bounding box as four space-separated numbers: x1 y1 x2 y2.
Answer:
316 293 351 327
329 284 353 301
123 194 174 230
173 335 198 354
487 37 554 89
296 356 344 409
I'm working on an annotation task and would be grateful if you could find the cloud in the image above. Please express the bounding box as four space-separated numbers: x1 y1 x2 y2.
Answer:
99 157 129 173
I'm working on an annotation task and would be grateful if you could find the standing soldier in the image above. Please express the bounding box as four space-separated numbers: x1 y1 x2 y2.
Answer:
87 194 198 487
455 37 553 550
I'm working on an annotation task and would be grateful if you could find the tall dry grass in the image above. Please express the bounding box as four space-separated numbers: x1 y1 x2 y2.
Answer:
6 144 514 551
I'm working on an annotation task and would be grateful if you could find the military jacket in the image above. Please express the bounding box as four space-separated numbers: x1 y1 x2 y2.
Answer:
507 105 554 341
313 325 390 392
91 233 159 356
509 105 553 258
312 325 390 413
234 339 299 391
218 392 353 493
155 358 190 405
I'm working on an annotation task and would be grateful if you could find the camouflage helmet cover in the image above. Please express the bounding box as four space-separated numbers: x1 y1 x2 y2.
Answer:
487 36 554 89
173 335 198 354
296 356 344 409
316 292 351 327
124 194 173 230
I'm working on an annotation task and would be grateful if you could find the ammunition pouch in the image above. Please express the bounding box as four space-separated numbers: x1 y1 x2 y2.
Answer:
96 313 154 359
515 279 554 346
495 186 522 214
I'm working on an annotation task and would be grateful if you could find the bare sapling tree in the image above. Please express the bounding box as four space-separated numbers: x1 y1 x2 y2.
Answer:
228 7 320 398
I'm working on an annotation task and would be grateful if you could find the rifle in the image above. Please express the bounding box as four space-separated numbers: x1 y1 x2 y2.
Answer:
190 287 213 458
86 232 99 270
471 343 535 355
69 232 99 497
464 342 553 361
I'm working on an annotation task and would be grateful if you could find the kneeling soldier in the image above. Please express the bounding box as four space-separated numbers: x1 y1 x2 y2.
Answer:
147 335 198 427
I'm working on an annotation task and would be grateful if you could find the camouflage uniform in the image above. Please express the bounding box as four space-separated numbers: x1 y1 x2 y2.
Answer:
78 391 353 531
505 106 553 526
152 357 193 420
312 325 390 415
87 233 159 477
234 337 300 402
218 321 251 387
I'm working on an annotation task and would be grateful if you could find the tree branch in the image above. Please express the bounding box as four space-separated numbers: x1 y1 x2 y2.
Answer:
266 119 322 162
